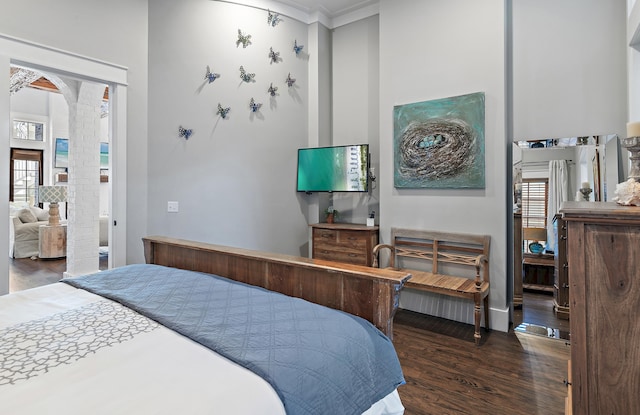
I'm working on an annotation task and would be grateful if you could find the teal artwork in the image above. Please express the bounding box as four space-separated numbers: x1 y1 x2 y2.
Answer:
393 92 485 189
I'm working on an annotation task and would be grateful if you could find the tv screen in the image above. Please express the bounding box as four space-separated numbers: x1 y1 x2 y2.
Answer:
296 144 369 192
54 138 68 169
100 142 109 170
54 138 110 170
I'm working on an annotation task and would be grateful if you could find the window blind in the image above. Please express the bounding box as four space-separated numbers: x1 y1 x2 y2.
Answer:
522 179 548 229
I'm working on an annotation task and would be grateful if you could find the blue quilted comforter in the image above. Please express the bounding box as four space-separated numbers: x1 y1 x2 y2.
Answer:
62 264 405 415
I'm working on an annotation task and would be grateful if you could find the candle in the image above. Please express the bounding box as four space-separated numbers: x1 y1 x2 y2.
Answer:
582 181 590 189
627 121 640 138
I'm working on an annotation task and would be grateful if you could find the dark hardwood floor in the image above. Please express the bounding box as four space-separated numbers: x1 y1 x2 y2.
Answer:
394 307 569 415
9 253 108 292
8 261 569 415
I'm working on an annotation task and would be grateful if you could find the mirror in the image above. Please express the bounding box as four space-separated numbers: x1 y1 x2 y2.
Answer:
514 135 622 206
512 134 623 333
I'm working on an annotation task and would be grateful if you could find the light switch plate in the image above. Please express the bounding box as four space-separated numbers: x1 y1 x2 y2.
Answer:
167 201 179 213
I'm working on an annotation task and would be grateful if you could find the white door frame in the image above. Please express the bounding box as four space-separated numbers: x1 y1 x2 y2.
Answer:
0 33 128 295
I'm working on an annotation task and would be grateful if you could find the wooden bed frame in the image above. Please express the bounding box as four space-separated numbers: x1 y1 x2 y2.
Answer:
143 236 411 340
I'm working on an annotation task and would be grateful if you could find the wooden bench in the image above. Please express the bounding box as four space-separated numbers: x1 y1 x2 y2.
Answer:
373 228 491 345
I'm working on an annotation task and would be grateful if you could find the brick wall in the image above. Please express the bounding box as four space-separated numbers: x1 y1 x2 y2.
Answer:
65 82 104 276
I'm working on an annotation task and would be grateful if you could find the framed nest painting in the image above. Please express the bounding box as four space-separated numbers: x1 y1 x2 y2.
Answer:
393 92 485 189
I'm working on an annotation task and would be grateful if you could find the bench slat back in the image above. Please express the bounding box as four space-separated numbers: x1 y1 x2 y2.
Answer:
390 228 490 282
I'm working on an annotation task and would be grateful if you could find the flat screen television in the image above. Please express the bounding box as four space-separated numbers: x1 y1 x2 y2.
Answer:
296 144 369 192
54 138 109 170
100 142 109 170
54 138 68 169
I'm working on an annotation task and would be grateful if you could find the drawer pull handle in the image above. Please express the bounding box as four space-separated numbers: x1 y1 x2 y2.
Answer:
563 379 571 387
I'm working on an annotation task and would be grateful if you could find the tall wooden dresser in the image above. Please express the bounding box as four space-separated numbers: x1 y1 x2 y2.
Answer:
560 202 640 414
311 223 378 267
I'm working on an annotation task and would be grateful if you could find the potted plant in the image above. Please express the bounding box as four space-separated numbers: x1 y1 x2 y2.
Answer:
325 206 339 224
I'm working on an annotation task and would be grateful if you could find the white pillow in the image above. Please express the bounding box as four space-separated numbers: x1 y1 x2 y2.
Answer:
18 208 37 223
30 206 50 221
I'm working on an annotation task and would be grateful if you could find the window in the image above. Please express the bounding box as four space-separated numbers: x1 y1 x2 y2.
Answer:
521 178 548 229
12 120 44 141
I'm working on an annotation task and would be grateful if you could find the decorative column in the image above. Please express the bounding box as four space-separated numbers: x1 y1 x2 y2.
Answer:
64 81 105 277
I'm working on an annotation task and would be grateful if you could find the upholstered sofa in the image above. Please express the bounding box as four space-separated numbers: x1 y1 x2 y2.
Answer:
9 202 108 258
9 204 50 258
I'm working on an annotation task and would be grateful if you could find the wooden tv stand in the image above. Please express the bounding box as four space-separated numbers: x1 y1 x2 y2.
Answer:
311 223 379 267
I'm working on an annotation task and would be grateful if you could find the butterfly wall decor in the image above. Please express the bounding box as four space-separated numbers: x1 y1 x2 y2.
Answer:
267 10 282 27
268 83 278 97
178 125 193 140
285 73 296 87
268 47 281 64
293 40 304 55
236 29 252 48
249 98 262 113
217 103 231 119
204 66 220 83
239 65 255 83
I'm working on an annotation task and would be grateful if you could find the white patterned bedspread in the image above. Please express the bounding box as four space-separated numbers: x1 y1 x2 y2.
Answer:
0 282 403 415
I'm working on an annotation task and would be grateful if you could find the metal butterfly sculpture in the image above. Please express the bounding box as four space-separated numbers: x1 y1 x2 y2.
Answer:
236 29 252 48
239 65 255 83
249 98 262 113
267 10 282 27
268 83 278 97
268 47 281 64
285 73 296 87
293 40 304 55
204 66 220 83
217 103 231 119
178 125 193 140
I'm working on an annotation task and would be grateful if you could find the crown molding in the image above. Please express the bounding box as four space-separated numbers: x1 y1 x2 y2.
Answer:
213 0 378 29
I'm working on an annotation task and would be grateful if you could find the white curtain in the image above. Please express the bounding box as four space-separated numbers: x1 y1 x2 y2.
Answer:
547 160 569 253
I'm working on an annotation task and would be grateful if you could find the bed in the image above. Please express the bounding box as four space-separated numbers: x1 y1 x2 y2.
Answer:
0 236 411 414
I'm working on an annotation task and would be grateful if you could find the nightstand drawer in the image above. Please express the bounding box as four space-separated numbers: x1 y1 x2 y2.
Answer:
311 223 378 267
314 248 368 265
313 229 337 244
337 231 368 249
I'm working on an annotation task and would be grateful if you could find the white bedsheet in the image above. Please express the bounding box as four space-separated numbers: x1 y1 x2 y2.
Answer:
0 283 404 415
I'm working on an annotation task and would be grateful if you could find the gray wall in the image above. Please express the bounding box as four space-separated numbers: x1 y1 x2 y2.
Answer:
379 0 510 330
331 15 380 225
147 0 311 255
513 0 627 140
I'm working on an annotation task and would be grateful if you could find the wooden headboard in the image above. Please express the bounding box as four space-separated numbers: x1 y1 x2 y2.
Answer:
143 236 411 340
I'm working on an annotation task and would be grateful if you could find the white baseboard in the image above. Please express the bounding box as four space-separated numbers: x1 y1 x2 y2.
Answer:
400 289 509 333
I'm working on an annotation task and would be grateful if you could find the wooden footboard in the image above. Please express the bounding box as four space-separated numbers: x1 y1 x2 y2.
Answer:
143 236 411 340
